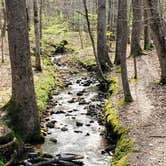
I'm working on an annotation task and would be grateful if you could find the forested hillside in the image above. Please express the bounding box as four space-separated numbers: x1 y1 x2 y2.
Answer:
0 0 166 166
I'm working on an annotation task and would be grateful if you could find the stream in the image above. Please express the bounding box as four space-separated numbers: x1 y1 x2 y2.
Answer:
37 55 112 166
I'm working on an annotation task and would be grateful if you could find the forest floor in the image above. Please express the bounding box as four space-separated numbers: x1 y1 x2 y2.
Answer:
115 51 166 166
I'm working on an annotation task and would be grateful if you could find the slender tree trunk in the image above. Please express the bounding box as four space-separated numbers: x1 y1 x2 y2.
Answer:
39 0 43 40
131 0 143 56
144 2 153 50
117 0 133 102
1 0 6 63
144 0 166 84
97 0 112 72
115 20 121 65
33 0 42 71
5 0 41 141
26 0 31 31
107 0 112 31
82 0 107 83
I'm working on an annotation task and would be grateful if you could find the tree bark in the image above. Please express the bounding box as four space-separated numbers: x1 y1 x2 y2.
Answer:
5 0 41 141
117 0 133 102
144 3 153 50
97 0 112 72
33 0 42 71
144 0 166 84
1 0 6 63
82 0 107 83
131 0 143 56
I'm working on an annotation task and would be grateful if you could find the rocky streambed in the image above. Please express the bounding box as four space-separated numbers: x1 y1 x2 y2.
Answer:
36 55 113 166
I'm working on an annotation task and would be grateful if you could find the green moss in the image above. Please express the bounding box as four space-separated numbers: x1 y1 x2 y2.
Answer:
105 78 134 166
0 160 4 166
114 155 128 166
35 58 62 112
107 77 120 94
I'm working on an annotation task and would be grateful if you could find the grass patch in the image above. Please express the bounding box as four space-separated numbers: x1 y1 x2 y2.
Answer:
105 77 134 166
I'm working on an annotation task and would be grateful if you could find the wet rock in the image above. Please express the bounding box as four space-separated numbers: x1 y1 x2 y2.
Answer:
76 91 84 96
64 82 72 87
28 152 38 159
76 122 83 127
73 109 79 112
47 131 52 135
44 118 50 122
68 110 73 113
79 98 89 105
72 117 76 119
76 79 81 84
46 121 55 128
85 124 91 127
98 120 104 126
74 130 83 133
65 114 72 117
43 132 47 136
52 91 60 95
101 145 116 155
90 120 94 123
68 98 77 103
61 127 68 132
49 138 58 144
86 104 98 117
82 80 92 86
68 92 73 95
85 133 90 136
55 110 65 114
82 77 87 80
42 153 54 158
50 110 55 115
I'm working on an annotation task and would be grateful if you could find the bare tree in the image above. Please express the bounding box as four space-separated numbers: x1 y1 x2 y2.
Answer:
143 1 153 50
1 0 6 63
144 0 166 84
33 0 42 71
131 0 143 56
97 0 112 71
82 0 107 83
5 0 41 141
117 0 133 102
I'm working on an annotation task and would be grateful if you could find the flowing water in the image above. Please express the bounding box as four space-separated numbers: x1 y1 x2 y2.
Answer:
38 56 111 166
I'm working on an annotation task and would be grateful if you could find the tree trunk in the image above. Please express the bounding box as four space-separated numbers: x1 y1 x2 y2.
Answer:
97 0 112 72
144 0 166 84
107 0 112 31
82 0 107 83
1 0 6 63
5 0 41 141
144 2 153 50
117 0 133 102
26 0 31 31
33 0 42 71
131 0 143 56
